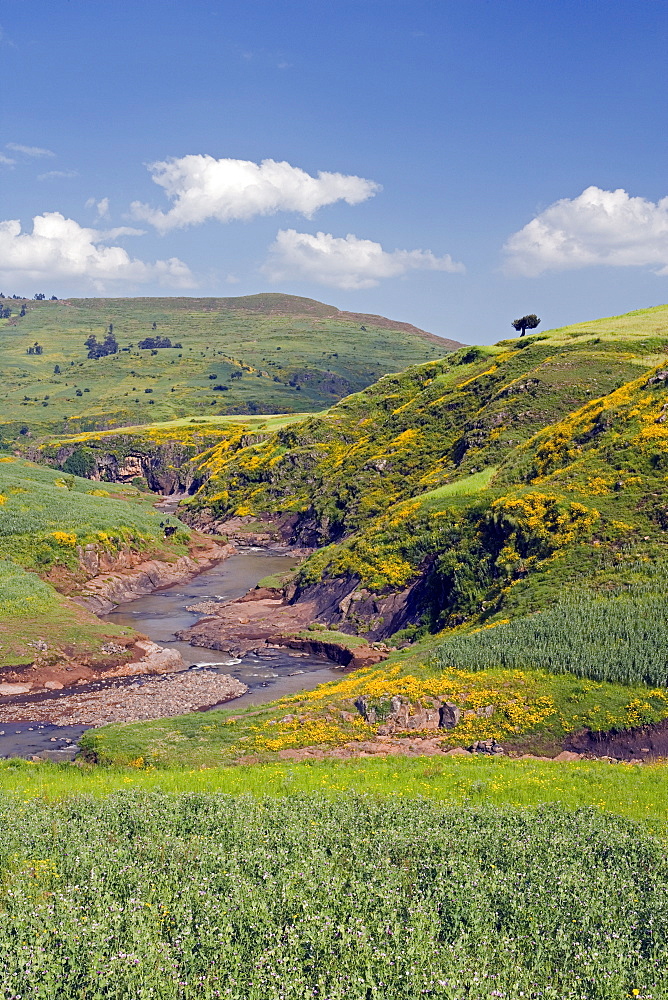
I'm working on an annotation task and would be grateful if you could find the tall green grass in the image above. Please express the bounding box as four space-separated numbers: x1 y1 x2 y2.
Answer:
434 565 668 686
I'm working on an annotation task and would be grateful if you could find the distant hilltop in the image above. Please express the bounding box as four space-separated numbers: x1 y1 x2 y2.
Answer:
0 292 463 436
58 293 464 350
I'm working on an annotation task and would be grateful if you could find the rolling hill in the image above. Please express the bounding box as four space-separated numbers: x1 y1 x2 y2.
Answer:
180 304 668 646
0 293 461 439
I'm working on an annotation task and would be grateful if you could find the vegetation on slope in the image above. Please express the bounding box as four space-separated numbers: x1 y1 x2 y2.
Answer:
0 559 134 667
33 413 307 493
0 294 457 436
182 305 668 650
434 562 668 686
0 456 186 666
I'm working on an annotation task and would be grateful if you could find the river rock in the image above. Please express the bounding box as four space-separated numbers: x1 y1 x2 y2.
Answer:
0 670 248 726
131 640 185 673
0 683 32 696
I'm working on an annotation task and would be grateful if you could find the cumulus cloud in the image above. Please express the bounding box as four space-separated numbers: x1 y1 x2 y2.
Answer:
0 212 195 290
7 143 55 158
262 229 465 290
131 155 381 232
504 186 668 276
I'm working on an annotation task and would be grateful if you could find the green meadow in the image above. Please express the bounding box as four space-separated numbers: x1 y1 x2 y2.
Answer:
0 294 452 436
2 755 668 832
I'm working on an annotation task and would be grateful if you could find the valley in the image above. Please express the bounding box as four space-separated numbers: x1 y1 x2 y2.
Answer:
2 297 668 999
0 300 666 768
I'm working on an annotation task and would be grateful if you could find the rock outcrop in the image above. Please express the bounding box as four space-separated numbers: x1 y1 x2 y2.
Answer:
353 694 495 735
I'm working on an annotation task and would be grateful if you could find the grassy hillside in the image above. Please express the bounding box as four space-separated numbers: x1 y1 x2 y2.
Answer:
180 304 668 650
0 456 186 666
0 294 459 437
186 307 665 537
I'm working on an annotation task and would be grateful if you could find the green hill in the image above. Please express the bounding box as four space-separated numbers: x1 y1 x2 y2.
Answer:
182 304 668 643
0 293 460 438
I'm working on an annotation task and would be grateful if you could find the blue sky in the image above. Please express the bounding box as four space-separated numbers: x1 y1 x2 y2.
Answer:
0 0 666 344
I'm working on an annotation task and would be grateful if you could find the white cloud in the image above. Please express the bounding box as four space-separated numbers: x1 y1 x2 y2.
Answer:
101 225 147 239
85 197 111 220
0 212 195 290
7 143 55 158
0 153 15 166
131 155 381 232
262 229 465 290
38 169 78 181
504 186 668 276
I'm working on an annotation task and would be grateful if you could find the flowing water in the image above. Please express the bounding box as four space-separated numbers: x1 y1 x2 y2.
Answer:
0 549 340 758
105 547 341 703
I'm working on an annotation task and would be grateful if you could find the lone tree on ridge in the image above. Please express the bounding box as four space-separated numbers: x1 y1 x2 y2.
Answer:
512 314 540 337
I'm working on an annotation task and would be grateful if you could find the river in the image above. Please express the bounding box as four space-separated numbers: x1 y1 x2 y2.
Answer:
0 548 341 759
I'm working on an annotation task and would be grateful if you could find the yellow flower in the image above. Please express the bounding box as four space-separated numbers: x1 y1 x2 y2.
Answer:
51 530 76 547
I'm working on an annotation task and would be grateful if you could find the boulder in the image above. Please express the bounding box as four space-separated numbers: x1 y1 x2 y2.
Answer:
0 682 32 696
440 702 462 728
468 739 505 755
132 640 184 674
553 750 584 762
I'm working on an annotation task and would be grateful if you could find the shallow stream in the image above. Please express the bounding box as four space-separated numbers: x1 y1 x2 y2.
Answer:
105 547 341 703
0 548 340 759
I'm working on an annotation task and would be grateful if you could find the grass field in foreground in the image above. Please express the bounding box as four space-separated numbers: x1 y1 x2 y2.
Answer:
0 788 664 998
4 756 668 833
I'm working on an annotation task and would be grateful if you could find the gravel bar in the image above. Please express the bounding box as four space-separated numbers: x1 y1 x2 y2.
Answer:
0 671 248 726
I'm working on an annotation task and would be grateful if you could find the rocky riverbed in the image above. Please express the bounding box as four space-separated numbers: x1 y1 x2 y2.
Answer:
0 670 247 726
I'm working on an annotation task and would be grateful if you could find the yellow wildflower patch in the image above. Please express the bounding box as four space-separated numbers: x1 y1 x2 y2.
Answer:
51 531 76 547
